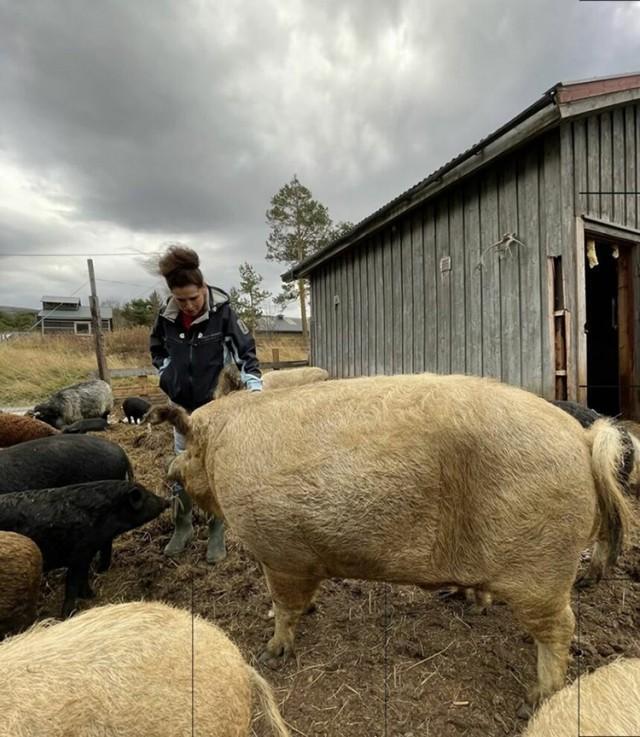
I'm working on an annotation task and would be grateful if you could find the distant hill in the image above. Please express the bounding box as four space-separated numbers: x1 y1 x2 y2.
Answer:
0 306 38 315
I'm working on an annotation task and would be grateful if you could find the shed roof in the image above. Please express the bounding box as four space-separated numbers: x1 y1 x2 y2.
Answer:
257 315 303 333
285 71 640 280
37 306 113 320
41 296 81 305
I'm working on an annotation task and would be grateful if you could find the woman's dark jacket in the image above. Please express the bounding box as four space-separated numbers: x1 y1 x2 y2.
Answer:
149 285 261 411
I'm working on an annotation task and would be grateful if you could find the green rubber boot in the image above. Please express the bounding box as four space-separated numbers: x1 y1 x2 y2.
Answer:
164 486 194 557
206 516 227 564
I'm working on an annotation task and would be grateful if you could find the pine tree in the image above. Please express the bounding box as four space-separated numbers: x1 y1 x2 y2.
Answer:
266 175 352 339
229 262 271 335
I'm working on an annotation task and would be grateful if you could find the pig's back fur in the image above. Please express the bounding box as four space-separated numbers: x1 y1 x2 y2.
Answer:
194 373 598 590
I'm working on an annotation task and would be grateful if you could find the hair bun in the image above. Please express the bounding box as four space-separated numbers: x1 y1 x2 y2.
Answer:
158 244 200 278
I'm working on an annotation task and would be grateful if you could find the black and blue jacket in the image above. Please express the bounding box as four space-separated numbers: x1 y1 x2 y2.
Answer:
149 285 262 411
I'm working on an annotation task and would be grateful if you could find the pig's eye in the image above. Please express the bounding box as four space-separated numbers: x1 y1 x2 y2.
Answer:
128 488 143 510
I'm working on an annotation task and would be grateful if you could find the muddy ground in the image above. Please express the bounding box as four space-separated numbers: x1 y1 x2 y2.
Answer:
37 421 640 737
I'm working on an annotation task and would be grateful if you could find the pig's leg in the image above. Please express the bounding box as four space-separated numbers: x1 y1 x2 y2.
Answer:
259 565 321 665
511 594 575 706
75 559 95 599
62 560 93 617
575 542 604 588
95 540 113 573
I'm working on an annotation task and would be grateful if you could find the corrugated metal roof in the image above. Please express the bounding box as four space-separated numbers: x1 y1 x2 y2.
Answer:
41 296 81 304
37 307 113 320
285 71 640 280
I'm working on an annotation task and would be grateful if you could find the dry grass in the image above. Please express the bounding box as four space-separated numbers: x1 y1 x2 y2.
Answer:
0 332 146 405
0 329 309 405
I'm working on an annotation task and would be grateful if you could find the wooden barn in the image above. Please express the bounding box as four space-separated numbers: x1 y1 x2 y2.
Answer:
286 72 640 419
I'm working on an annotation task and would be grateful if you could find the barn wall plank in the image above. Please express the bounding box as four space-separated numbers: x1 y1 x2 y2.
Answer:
423 206 438 371
401 217 414 373
586 115 600 218
375 234 386 374
498 157 521 387
391 225 404 373
480 170 501 379
463 178 483 377
411 210 425 373
449 190 466 373
435 198 451 373
600 111 613 222
518 146 544 395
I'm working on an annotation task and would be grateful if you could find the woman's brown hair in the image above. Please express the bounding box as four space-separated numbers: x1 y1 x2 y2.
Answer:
157 245 204 289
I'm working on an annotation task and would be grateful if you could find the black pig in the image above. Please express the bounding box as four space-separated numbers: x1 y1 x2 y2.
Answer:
0 434 134 572
0 481 168 617
122 397 151 424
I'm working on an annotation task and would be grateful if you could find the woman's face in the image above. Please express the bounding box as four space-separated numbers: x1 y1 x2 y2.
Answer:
171 284 207 317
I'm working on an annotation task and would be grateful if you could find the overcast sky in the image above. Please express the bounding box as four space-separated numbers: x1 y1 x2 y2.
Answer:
1 0 639 313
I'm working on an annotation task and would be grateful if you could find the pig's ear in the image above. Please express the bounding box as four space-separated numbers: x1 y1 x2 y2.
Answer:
128 487 143 510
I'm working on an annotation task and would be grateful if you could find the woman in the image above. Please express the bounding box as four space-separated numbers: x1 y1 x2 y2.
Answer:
150 245 262 562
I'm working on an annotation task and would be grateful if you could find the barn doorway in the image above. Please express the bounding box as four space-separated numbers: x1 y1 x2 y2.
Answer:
584 237 635 418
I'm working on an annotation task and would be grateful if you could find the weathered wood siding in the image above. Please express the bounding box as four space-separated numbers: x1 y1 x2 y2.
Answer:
309 102 640 399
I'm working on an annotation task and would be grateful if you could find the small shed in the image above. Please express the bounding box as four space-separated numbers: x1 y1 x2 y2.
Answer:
286 72 640 419
38 296 113 335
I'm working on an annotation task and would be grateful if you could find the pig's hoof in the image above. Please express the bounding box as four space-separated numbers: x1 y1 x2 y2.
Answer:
525 684 546 708
61 603 77 619
574 574 596 589
259 639 292 669
258 650 287 670
435 587 463 602
516 701 534 720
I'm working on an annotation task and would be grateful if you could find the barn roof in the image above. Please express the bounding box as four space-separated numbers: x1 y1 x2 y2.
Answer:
285 71 640 281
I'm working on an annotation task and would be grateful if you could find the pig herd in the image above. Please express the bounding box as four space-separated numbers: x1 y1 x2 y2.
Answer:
1 370 639 736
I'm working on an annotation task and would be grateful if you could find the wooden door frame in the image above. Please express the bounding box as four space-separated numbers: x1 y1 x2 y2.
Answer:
575 215 640 412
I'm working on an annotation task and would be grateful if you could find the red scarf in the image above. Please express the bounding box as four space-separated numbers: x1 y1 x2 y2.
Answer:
181 312 195 331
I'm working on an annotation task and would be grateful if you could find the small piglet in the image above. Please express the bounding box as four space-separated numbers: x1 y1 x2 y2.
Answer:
0 481 168 617
122 397 151 424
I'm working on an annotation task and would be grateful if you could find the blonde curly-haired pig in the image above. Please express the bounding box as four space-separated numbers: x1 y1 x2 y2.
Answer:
524 658 640 737
0 601 289 737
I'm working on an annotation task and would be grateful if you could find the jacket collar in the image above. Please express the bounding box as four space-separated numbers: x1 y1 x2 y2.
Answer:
162 285 229 324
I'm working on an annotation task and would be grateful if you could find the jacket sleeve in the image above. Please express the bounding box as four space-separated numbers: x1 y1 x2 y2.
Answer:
149 313 169 371
223 306 262 391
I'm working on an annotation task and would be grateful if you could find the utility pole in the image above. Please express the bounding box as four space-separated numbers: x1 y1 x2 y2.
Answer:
87 259 110 384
